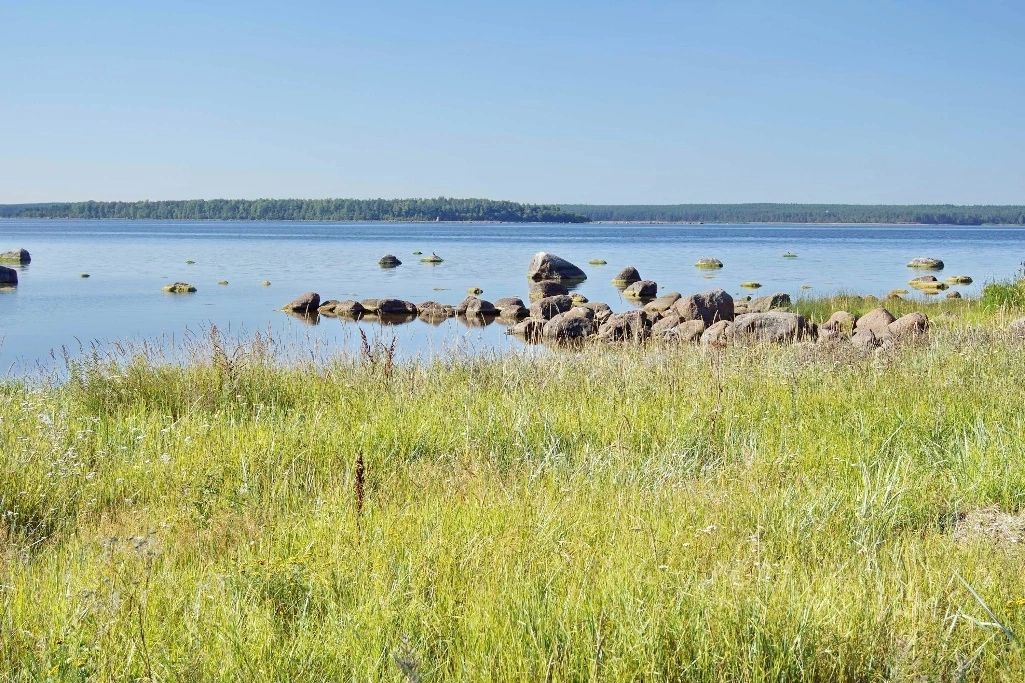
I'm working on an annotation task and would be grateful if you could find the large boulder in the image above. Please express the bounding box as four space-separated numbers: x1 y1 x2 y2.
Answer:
542 312 595 341
611 266 641 286
528 280 569 301
597 310 650 342
527 252 587 282
463 297 497 318
0 249 30 264
852 328 889 351
498 304 529 320
855 307 896 335
748 293 792 313
700 320 733 346
819 311 856 342
729 312 815 344
651 312 682 335
530 294 574 320
674 288 734 325
888 312 929 340
622 280 657 299
283 292 320 313
0 266 17 286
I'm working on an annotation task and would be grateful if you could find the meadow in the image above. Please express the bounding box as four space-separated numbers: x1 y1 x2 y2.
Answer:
3 290 1025 681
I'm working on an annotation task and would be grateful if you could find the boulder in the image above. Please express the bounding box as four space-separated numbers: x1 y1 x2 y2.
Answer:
611 266 641 286
565 306 595 321
821 311 856 338
748 293 792 313
578 301 613 325
283 292 320 313
729 312 816 344
674 288 734 325
852 328 890 351
909 275 939 287
0 266 17 286
622 280 657 299
530 294 574 320
907 257 944 270
494 297 525 309
418 301 455 319
643 292 681 315
527 252 587 282
662 319 706 343
570 293 589 305
377 299 418 315
946 275 973 285
0 249 30 264
946 291 962 299
498 305 529 320
334 300 365 317
507 318 545 342
378 255 402 267
887 312 929 340
700 320 732 346
162 282 196 293
695 258 724 269
317 299 340 314
855 307 896 335
542 312 595 341
597 310 650 342
463 297 497 318
651 312 682 336
528 280 569 301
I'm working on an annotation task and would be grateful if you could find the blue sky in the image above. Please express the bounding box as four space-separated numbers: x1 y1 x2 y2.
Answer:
2 1 1024 204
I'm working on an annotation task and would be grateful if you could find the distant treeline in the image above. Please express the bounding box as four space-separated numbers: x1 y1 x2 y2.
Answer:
560 203 1025 225
8 198 589 223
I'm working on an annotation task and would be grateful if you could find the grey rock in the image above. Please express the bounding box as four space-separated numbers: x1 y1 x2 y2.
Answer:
907 257 944 270
855 307 896 335
507 318 545 342
494 297 525 309
611 266 641 285
527 252 587 282
542 312 595 341
334 300 365 317
700 320 733 346
887 312 929 340
596 310 650 342
284 292 321 314
748 293 792 313
622 280 657 299
650 312 682 336
674 288 734 325
528 280 569 301
729 312 816 344
644 292 682 315
529 294 574 320
463 297 497 318
498 304 529 320
376 299 418 315
378 254 402 267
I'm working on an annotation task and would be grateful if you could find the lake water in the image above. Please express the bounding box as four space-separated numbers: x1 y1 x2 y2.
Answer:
2 219 1024 373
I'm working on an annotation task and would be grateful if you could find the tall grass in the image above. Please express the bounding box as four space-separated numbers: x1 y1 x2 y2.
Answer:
2 307 1025 680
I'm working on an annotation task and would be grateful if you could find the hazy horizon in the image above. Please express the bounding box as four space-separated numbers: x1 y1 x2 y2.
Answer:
3 1 1024 205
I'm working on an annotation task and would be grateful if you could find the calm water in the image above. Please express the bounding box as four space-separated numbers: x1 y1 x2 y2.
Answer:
2 219 1024 372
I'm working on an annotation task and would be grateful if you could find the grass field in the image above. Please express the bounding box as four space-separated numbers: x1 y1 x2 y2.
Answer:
3 295 1025 681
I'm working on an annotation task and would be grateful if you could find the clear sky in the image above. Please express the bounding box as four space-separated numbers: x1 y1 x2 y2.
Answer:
2 1 1024 205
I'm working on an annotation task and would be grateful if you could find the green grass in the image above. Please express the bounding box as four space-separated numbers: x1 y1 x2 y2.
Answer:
3 302 1025 680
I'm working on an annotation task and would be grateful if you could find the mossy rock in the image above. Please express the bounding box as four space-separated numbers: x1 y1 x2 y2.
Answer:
907 257 944 270
185 260 196 265
588 259 607 265
695 258 724 269
945 275 973 285
467 287 484 295
218 280 229 285
887 289 909 298
740 282 762 289
571 293 589 304
800 284 812 289
261 280 272 287
162 282 196 294
420 254 444 263
782 252 798 258
413 251 423 255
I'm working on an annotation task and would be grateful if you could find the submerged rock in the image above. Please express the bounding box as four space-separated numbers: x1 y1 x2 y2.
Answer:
527 252 587 282
162 282 196 293
695 258 724 269
378 255 402 267
494 297 525 309
334 300 365 317
907 257 944 270
946 275 973 284
283 292 321 314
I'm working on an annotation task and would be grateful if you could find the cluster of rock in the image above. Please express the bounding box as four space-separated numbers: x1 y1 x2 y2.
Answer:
0 248 30 286
281 252 936 351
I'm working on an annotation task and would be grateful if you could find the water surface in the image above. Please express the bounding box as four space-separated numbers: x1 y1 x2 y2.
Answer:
2 219 1024 373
